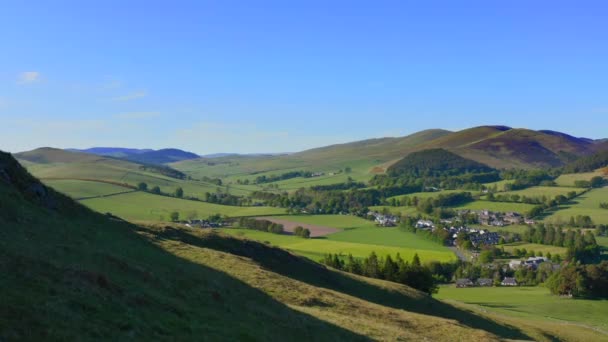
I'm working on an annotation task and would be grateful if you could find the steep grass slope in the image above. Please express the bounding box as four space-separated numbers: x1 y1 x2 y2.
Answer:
3 151 605 341
0 151 517 341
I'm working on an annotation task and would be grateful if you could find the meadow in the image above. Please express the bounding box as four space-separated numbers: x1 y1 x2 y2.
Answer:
483 179 514 191
436 286 608 335
555 170 606 187
497 186 587 199
221 214 456 262
388 189 479 202
452 200 536 213
501 242 567 256
545 187 608 225
80 191 285 221
45 179 133 199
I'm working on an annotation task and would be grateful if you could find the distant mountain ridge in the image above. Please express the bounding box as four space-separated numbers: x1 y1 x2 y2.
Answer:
69 147 199 164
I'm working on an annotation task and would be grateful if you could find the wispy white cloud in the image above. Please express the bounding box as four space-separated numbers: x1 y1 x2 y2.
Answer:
114 111 160 120
111 91 147 102
17 71 41 84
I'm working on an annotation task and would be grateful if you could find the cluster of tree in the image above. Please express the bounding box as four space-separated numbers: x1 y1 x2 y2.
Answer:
487 191 578 207
293 226 311 238
520 225 600 263
399 217 452 245
137 182 185 198
478 246 508 263
250 188 382 215
546 261 608 298
310 178 366 191
204 192 246 206
138 164 187 180
454 260 556 286
387 149 496 178
237 218 284 234
563 149 608 173
321 252 438 294
414 192 474 215
567 215 594 228
596 224 608 236
600 202 608 209
511 248 561 262
500 169 557 191
253 171 316 184
574 176 606 188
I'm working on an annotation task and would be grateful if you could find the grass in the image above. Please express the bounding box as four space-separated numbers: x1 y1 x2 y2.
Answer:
222 214 456 262
436 286 608 337
388 189 479 202
556 170 606 187
45 179 133 199
497 186 586 199
501 242 567 256
80 191 285 221
545 187 608 225
482 224 531 234
598 236 608 248
222 228 456 262
4 151 607 341
453 200 536 213
369 205 420 216
483 179 514 191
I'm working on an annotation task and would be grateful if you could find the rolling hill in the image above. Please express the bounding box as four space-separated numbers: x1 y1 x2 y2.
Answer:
3 151 606 340
0 150 532 340
71 147 200 164
172 126 607 184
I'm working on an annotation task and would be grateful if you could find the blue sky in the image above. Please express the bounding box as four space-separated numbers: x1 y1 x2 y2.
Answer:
1 1 607 154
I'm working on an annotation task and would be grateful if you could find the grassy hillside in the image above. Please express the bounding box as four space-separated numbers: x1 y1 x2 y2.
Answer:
16 148 251 197
545 187 608 225
2 150 552 341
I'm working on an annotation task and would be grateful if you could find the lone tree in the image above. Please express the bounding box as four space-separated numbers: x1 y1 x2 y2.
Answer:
170 211 179 222
175 187 184 198
137 182 148 191
151 186 161 194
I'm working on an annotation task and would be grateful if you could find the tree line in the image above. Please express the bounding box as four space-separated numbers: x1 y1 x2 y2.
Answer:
321 252 438 294
237 218 284 234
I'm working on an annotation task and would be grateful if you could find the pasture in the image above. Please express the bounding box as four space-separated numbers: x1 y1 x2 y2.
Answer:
501 242 567 256
453 200 536 213
80 191 285 221
223 214 456 262
436 286 608 334
483 179 514 191
545 187 608 225
498 186 586 199
556 170 606 187
388 189 479 202
369 205 419 216
482 224 531 234
45 179 133 199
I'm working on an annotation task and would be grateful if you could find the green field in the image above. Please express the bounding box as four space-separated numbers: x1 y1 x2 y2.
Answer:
598 236 608 248
80 191 285 221
222 214 456 262
369 205 420 216
556 170 606 187
388 189 479 202
498 186 586 199
436 286 608 334
502 242 567 256
483 180 514 191
45 179 133 199
453 200 536 213
545 187 608 225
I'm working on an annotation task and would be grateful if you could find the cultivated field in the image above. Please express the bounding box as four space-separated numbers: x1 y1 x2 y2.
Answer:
501 242 567 256
80 191 285 221
223 214 456 262
436 286 608 339
545 187 608 225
